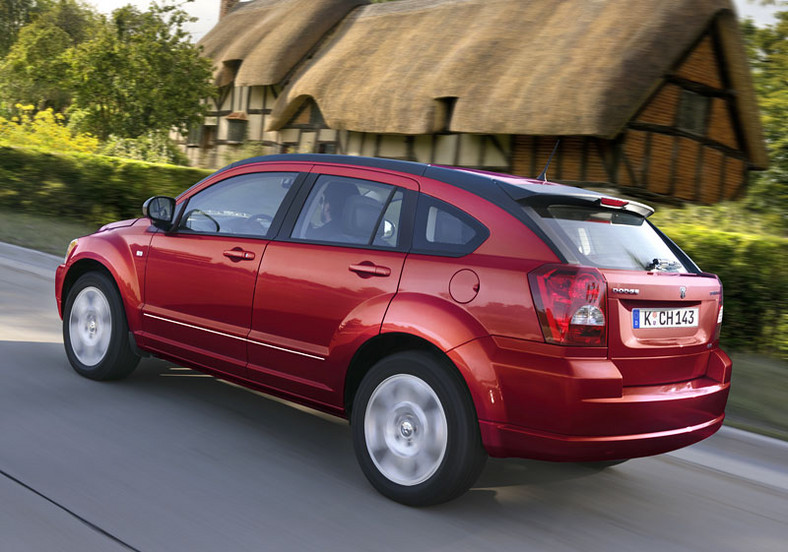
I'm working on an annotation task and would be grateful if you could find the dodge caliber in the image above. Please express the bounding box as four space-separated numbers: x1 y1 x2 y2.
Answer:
55 154 731 505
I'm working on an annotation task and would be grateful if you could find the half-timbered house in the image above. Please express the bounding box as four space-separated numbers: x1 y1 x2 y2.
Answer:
186 0 767 204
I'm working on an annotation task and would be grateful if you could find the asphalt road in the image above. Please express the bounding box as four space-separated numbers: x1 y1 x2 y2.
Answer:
1 242 787 552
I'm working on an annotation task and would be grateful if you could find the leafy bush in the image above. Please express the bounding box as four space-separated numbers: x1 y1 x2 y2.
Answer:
662 224 788 359
0 145 211 226
0 104 99 153
100 132 189 166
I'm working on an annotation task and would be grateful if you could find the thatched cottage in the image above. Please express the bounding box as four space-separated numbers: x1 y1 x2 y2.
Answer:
186 0 767 204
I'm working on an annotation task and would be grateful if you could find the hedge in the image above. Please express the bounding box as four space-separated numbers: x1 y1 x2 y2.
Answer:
0 145 212 226
662 225 788 359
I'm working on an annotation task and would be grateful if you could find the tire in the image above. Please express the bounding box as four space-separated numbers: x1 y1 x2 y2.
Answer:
351 351 487 506
63 271 140 381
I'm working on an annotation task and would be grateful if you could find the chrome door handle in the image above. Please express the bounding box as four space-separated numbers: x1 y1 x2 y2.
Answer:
349 262 391 277
224 249 256 261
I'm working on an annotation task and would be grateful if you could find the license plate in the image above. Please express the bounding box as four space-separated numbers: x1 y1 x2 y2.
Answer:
632 308 699 329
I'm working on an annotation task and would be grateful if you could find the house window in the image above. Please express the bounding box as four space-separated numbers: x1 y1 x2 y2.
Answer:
226 112 248 143
676 89 710 136
186 125 202 147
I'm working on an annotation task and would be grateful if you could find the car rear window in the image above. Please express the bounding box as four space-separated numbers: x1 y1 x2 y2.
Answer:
528 203 689 272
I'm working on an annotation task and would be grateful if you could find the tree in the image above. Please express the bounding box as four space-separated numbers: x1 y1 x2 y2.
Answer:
741 12 788 222
67 1 215 140
0 21 72 110
0 1 99 110
0 0 50 57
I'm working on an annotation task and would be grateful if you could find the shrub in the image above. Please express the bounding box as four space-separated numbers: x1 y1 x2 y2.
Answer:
662 225 788 359
100 132 190 166
0 104 99 153
0 145 211 226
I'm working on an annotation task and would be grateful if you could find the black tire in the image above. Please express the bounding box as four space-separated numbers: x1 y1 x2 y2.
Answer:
63 271 140 381
351 351 487 506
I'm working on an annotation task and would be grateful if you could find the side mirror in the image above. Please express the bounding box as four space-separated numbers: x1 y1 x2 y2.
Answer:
142 196 176 230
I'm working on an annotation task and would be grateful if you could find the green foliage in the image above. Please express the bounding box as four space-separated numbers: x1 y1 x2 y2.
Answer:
0 20 73 110
0 144 211 227
100 132 189 166
0 103 98 153
0 1 98 110
662 224 788 359
650 201 785 237
740 13 788 224
67 1 215 140
0 0 49 57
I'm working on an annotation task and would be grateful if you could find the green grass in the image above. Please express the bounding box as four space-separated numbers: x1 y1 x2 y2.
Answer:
0 208 98 257
726 352 788 441
0 209 785 440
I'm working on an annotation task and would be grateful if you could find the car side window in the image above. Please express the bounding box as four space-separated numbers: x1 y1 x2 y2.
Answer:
291 175 402 247
412 195 489 257
179 172 297 237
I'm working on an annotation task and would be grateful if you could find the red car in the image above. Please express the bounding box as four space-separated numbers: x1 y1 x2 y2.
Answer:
55 154 730 505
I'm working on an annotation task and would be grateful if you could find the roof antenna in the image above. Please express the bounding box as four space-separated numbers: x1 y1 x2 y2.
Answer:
537 139 561 181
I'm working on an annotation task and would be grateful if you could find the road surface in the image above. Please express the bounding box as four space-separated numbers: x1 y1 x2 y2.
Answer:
1 242 786 551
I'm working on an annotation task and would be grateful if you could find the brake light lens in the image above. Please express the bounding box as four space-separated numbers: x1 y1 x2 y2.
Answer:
529 264 607 346
714 304 723 341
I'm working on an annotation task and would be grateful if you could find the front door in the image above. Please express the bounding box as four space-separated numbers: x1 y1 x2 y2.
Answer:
141 170 300 377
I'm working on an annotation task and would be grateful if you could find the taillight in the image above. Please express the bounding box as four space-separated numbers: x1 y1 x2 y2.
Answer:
528 264 607 346
714 304 723 341
713 280 723 343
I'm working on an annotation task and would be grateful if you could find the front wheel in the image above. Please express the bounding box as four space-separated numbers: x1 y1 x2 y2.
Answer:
351 351 486 506
63 271 139 380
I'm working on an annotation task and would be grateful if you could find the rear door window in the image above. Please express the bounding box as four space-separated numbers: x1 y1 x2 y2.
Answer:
529 203 689 272
290 175 403 247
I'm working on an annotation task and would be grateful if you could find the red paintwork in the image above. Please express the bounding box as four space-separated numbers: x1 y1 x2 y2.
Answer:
54 157 731 462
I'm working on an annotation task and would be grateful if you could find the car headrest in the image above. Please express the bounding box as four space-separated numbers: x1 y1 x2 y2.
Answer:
341 195 383 240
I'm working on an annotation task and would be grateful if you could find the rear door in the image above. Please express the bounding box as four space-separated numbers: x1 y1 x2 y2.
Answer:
247 166 418 405
525 200 723 386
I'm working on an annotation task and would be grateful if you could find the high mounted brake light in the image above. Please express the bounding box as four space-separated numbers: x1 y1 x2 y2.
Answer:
529 264 607 346
599 197 629 208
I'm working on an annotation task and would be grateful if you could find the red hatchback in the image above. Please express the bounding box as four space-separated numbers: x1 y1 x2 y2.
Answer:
55 154 730 505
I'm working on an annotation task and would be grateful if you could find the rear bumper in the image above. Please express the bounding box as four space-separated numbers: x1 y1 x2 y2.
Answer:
449 336 731 462
480 399 726 462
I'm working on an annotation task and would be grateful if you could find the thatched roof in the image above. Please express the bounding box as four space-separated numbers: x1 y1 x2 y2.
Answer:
198 0 366 87
200 0 767 168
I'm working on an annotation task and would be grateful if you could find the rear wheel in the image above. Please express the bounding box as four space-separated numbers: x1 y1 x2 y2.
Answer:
351 351 486 506
63 271 139 380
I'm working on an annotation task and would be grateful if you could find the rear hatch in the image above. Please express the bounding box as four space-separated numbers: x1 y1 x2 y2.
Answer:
521 194 723 386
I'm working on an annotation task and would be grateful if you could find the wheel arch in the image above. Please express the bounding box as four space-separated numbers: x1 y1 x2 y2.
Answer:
61 256 139 332
344 332 484 422
62 258 116 308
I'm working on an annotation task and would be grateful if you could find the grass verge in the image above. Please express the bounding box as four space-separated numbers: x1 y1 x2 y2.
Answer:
0 208 98 257
0 209 785 441
726 353 788 441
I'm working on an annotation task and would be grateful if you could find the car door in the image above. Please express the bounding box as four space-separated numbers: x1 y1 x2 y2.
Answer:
141 168 303 378
247 166 418 406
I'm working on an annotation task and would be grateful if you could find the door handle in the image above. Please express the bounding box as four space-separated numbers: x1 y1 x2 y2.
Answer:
349 262 391 277
223 249 256 261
